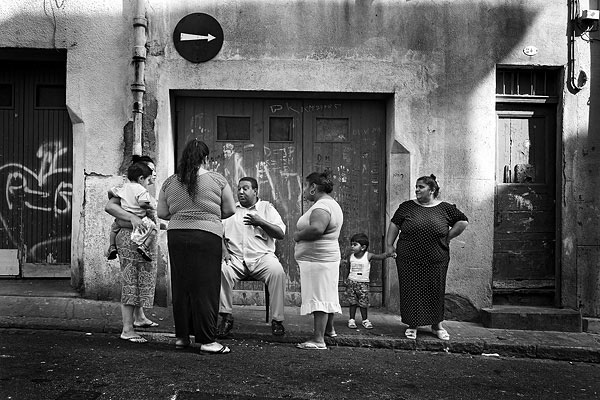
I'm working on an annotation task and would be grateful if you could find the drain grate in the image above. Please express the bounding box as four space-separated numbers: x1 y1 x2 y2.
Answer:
55 389 102 400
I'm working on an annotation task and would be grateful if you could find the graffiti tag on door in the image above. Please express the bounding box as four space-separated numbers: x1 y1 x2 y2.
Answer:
0 141 72 263
207 143 303 216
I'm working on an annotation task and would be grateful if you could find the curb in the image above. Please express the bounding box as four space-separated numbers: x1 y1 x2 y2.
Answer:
1 294 599 364
5 322 596 364
151 330 600 363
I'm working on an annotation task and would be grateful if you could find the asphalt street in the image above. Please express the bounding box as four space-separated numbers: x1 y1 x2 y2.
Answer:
1 328 599 400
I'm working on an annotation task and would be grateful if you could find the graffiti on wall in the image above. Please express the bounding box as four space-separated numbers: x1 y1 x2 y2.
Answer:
0 141 72 263
219 142 248 185
269 102 342 114
208 143 303 216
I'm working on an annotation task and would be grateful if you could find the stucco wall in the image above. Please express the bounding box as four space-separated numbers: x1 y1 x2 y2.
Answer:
2 0 600 317
0 0 134 298
568 13 600 316
145 0 570 314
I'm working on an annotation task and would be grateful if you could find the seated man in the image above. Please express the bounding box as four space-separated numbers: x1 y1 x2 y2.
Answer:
218 177 287 337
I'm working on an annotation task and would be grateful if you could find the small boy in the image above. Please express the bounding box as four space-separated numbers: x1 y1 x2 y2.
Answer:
106 162 157 261
345 233 395 330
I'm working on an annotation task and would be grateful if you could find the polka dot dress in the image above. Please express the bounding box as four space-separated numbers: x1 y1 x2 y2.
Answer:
391 200 468 327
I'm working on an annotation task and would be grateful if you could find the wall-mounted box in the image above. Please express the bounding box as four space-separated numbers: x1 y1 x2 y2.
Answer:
579 0 600 19
581 9 600 20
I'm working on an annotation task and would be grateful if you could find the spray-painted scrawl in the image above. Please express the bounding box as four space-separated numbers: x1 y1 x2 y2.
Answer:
0 141 72 264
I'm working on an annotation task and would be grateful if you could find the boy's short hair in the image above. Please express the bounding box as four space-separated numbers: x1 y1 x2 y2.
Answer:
127 162 152 182
350 233 369 249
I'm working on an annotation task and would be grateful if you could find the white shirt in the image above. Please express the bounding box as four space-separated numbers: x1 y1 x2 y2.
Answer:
111 181 154 217
348 252 371 283
223 200 286 267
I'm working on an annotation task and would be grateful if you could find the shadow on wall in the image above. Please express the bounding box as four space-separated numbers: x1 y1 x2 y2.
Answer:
575 11 600 317
565 116 600 316
445 294 480 322
0 2 542 312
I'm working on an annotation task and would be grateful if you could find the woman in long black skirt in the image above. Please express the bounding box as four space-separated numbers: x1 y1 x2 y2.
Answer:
158 139 236 353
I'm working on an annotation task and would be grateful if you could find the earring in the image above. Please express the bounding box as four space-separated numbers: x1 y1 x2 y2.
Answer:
309 189 316 196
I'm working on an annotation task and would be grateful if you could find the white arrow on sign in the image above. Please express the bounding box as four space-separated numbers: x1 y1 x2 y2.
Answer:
180 33 216 42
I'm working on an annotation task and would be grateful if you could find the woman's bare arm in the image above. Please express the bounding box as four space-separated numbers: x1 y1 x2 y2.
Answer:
385 223 399 254
157 188 171 220
220 182 236 219
293 209 330 242
447 220 468 242
105 197 143 230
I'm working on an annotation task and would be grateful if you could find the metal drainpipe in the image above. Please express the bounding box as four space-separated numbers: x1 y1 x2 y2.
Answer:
131 0 147 156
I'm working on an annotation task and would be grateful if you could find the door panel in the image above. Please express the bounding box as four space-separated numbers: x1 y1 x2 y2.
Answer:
176 97 304 292
494 104 556 304
0 61 72 276
0 65 20 274
262 99 304 289
176 97 386 304
303 100 386 293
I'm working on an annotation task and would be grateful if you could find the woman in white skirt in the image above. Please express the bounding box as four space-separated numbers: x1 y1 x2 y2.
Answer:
293 171 344 350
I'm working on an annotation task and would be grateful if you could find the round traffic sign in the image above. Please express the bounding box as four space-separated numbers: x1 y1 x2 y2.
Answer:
173 13 224 63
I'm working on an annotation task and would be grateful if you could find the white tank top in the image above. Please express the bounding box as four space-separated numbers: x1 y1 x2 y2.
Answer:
348 252 370 283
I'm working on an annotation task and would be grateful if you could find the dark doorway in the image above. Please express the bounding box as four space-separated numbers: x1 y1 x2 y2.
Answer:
0 51 72 277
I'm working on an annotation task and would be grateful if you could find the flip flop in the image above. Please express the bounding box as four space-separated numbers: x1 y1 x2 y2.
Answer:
432 328 450 341
405 328 417 340
296 342 327 350
325 331 338 338
133 321 159 328
120 334 147 343
200 344 231 354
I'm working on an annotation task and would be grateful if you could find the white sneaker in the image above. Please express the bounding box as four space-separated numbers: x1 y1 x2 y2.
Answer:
347 319 357 329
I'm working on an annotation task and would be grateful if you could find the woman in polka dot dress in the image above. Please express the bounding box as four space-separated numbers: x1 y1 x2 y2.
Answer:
385 175 468 340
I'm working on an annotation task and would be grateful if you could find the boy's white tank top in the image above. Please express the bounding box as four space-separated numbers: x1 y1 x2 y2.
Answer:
348 252 370 283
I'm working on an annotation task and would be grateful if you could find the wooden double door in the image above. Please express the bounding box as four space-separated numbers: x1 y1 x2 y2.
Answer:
494 103 557 305
175 96 386 303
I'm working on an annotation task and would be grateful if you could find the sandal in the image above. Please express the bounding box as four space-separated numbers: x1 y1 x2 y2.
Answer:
325 331 338 338
271 320 285 336
347 319 357 329
136 245 152 261
432 327 450 341
296 342 327 350
405 328 417 340
120 334 147 343
107 245 118 260
200 342 231 354
133 321 159 328
362 319 373 329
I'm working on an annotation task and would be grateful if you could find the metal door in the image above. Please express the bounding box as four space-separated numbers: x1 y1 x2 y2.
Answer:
175 96 386 304
0 60 72 277
494 104 557 305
